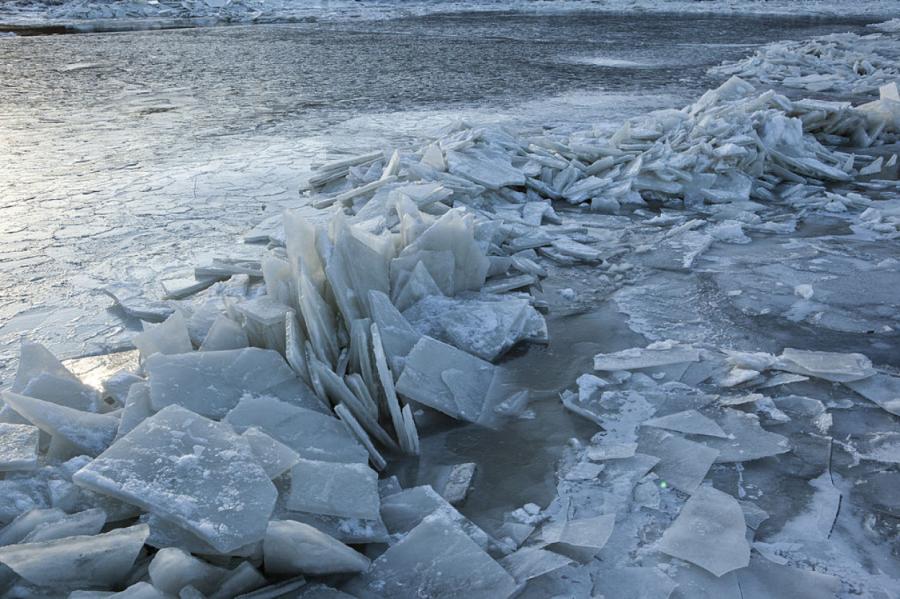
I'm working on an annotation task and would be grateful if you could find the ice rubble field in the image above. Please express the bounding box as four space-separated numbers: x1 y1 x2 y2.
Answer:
2 17 900 599
1 0 899 31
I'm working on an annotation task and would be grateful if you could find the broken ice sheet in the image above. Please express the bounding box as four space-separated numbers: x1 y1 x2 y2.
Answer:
0 423 39 472
846 373 900 416
148 547 227 596
73 405 276 553
658 485 750 577
132 311 193 360
642 409 727 438
2 391 118 457
264 519 370 576
379 485 489 549
592 566 677 599
639 429 719 494
775 348 875 383
0 523 148 590
693 409 790 463
402 294 547 361
20 507 106 543
535 513 616 562
499 547 573 582
287 458 380 520
146 347 323 418
593 342 700 371
395 335 495 422
345 511 516 599
241 427 300 479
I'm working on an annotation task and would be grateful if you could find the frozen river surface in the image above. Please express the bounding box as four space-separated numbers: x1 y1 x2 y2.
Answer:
0 12 878 381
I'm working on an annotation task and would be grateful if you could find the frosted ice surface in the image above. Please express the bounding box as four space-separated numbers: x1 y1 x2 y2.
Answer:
643 410 728 438
1 391 118 457
846 373 900 416
148 547 227 595
20 507 106 543
225 395 367 464
447 148 526 190
639 429 719 494
0 423 39 472
346 512 516 599
143 513 259 557
264 520 370 576
133 311 193 360
499 547 573 582
379 485 489 548
658 486 749 576
396 336 495 422
775 348 875 383
699 409 790 463
594 344 700 371
287 458 380 520
241 427 300 479
403 295 547 361
0 523 148 590
146 347 322 418
73 405 276 553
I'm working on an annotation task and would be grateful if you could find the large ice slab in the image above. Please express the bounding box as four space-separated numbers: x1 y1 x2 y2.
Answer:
698 409 790 463
379 485 489 548
639 429 719 494
287 458 380 520
264 520 370 576
395 336 495 422
0 523 148 590
775 348 875 383
73 405 276 553
346 512 516 599
146 347 322 418
658 486 749 576
594 343 700 371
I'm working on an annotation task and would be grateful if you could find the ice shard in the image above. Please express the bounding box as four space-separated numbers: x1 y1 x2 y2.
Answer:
263 520 370 576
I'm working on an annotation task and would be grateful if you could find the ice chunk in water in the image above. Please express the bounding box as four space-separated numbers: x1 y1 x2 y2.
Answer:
0 423 39 472
225 395 367 464
148 547 227 596
133 311 193 359
287 458 380 520
264 520 370 576
846 373 900 416
594 343 700 371
346 512 516 599
0 523 148 590
536 514 616 562
639 429 719 494
379 485 489 548
775 348 875 383
499 547 573 582
209 561 266 599
2 391 118 457
699 409 790 463
146 347 321 418
396 336 495 423
658 486 749 576
20 507 106 543
643 410 727 438
73 405 276 553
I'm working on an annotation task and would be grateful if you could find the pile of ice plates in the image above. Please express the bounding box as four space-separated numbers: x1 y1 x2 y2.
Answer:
709 27 900 95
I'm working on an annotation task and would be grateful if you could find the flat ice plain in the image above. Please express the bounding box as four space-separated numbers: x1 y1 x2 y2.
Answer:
0 2 899 598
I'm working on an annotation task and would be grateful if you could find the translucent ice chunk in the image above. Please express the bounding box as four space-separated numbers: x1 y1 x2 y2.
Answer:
241 427 300 479
116 382 153 440
594 343 701 371
225 395 367 464
658 486 749 576
209 561 266 599
21 507 106 543
2 391 118 457
700 409 791 463
775 348 875 383
447 148 525 190
0 508 66 546
74 405 276 553
21 372 102 412
379 485 489 548
846 373 900 416
346 512 516 599
133 311 193 360
12 341 79 393
148 547 227 596
0 423 39 472
0 523 149 590
287 458 380 520
396 336 495 423
200 314 250 352
146 347 322 418
639 429 719 494
536 514 616 561
499 547 573 582
643 410 728 438
264 520 370 576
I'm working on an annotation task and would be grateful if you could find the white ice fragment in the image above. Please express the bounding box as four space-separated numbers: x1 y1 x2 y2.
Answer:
21 372 102 412
440 462 477 505
0 523 149 590
346 511 516 599
133 311 193 360
209 561 266 599
146 347 322 418
846 373 900 416
0 508 66 546
447 148 525 190
0 423 39 472
701 409 790 463
12 341 79 393
148 547 227 596
2 391 117 457
658 486 749 576
264 520 370 576
286 458 380 520
643 410 728 438
793 284 814 299
200 314 249 352
775 348 875 383
594 343 700 371
21 507 106 543
396 336 495 423
74 405 276 553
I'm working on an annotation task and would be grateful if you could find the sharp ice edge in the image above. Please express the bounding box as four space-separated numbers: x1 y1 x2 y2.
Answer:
1 20 899 598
